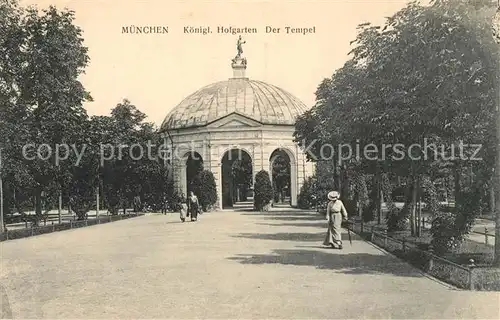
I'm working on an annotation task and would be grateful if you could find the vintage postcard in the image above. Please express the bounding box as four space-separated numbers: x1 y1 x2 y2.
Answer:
1 0 499 318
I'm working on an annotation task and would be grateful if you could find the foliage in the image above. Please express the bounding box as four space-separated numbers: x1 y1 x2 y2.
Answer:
0 1 177 221
363 201 376 222
195 170 217 211
314 162 336 205
364 175 379 222
381 174 395 210
272 151 291 201
421 175 441 216
386 207 409 233
293 0 499 244
297 176 317 209
253 170 273 211
352 171 369 208
1 2 92 223
453 187 482 238
430 212 461 254
231 157 252 189
383 173 408 232
430 185 482 254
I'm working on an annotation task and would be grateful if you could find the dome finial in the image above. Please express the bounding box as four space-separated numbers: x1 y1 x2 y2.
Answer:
231 35 247 78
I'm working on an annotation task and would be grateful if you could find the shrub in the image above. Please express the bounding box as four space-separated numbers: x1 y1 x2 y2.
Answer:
196 170 217 211
386 206 408 232
430 187 480 255
362 203 375 222
430 212 460 254
454 188 480 238
297 176 317 209
254 170 273 211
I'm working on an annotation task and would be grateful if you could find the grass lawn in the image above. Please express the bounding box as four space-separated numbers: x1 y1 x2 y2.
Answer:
361 220 494 266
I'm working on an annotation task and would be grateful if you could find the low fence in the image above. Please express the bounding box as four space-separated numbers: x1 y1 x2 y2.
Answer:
0 213 143 242
350 222 500 291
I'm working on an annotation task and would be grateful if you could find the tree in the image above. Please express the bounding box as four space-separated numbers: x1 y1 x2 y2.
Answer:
93 99 177 214
294 0 499 247
253 170 273 211
491 1 500 267
0 2 92 224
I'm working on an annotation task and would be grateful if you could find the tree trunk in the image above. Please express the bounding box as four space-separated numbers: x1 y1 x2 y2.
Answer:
34 187 42 226
444 183 448 203
377 186 382 224
13 188 23 216
410 176 417 236
0 149 3 232
96 186 100 218
333 161 339 191
376 168 382 225
454 163 461 204
0 172 3 233
417 177 422 237
341 164 350 200
35 188 42 216
58 189 62 224
493 93 500 267
357 196 363 218
490 181 495 219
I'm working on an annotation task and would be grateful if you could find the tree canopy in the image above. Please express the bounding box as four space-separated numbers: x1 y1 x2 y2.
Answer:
294 0 499 252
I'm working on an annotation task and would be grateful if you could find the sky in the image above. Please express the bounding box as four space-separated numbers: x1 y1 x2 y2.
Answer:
19 0 418 125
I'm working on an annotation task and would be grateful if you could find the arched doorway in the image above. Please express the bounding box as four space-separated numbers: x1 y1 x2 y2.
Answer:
270 149 292 206
221 149 252 208
185 151 203 195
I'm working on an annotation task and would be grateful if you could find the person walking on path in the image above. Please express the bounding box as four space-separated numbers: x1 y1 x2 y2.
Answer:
178 193 188 222
188 191 200 222
323 191 348 249
161 195 168 214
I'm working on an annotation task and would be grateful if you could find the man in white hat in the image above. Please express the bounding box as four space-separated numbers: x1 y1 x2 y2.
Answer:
323 191 348 249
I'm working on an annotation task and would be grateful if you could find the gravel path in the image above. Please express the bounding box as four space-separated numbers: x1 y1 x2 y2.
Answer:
1 209 499 319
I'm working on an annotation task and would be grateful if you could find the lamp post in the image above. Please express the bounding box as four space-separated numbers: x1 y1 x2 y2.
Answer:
492 1 500 267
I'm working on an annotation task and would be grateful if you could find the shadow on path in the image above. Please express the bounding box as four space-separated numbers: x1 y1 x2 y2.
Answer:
257 222 326 228
232 232 356 242
257 215 322 222
244 210 322 222
242 211 316 216
228 249 422 277
0 285 12 319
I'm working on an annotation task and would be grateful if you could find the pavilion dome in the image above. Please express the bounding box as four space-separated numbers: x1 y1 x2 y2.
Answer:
160 77 308 131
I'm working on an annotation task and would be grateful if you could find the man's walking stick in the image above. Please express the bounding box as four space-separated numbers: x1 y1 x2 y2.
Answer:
347 227 352 245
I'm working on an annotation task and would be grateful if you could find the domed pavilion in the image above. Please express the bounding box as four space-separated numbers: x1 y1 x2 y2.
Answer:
159 38 314 209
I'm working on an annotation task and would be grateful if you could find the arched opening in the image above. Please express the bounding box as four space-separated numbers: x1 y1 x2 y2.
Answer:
221 149 253 208
185 151 203 195
270 149 292 206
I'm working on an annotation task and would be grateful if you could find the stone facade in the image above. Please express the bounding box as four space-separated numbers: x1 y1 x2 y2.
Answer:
160 114 314 208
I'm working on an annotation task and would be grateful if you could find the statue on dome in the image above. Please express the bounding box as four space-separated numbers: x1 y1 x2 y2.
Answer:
236 35 246 58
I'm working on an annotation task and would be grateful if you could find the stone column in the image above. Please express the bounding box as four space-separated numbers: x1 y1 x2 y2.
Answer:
210 144 223 209
290 159 298 207
179 164 187 196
